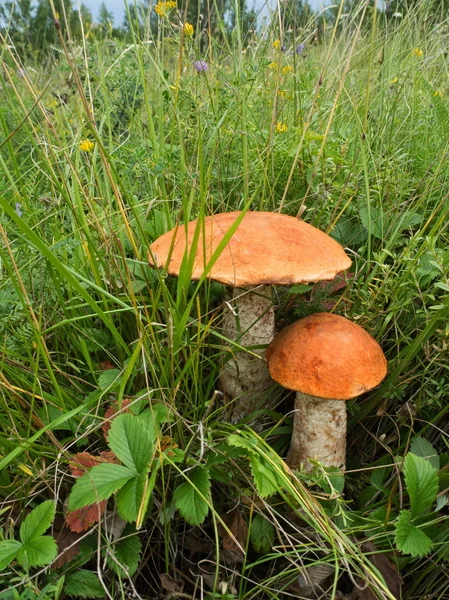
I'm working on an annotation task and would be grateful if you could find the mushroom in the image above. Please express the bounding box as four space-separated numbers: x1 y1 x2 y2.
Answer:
266 313 387 470
149 212 351 420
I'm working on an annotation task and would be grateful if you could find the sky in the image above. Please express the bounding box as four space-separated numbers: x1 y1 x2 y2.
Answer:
80 0 324 25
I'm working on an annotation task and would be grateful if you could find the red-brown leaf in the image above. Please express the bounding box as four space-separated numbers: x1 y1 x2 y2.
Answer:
69 452 105 478
99 361 116 370
99 449 119 463
102 399 131 441
66 501 107 533
66 451 118 533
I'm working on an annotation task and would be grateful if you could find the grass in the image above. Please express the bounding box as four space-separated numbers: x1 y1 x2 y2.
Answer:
1 0 449 598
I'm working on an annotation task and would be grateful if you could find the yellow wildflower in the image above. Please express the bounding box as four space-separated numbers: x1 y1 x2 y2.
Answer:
278 90 286 98
155 1 176 17
390 77 398 84
282 65 294 75
268 61 277 70
276 122 288 133
80 139 94 152
273 39 281 50
434 90 443 97
412 47 423 57
184 22 194 36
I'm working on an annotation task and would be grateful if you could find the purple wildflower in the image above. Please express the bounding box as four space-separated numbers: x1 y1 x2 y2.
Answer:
296 43 305 55
193 60 208 73
15 203 22 217
17 68 27 78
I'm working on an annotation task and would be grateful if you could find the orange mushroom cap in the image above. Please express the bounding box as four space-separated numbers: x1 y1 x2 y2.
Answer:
266 313 387 400
148 211 351 288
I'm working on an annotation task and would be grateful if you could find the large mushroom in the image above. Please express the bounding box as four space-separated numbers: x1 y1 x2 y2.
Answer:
266 313 387 470
149 212 351 420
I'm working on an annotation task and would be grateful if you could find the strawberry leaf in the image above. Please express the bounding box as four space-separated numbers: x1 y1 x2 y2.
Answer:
0 540 22 570
115 473 146 523
17 535 58 569
65 570 105 598
174 467 210 525
395 510 434 557
108 414 154 474
20 500 55 544
106 526 141 578
68 463 135 511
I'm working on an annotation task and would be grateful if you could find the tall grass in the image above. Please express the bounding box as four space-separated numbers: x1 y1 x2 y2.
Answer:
1 0 449 597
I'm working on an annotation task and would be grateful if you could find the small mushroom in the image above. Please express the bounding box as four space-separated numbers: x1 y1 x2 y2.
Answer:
266 313 387 471
149 212 351 420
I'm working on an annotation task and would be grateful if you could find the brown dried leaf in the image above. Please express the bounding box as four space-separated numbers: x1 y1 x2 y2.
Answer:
241 496 265 509
218 508 248 555
103 510 127 541
184 533 213 556
357 542 402 600
53 529 82 568
160 573 184 594
160 435 177 453
297 563 335 596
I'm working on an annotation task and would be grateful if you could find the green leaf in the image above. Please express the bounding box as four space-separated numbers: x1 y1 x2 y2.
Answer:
108 414 154 474
403 453 438 518
149 403 174 425
436 495 448 511
131 279 147 293
410 437 440 471
370 469 388 491
116 472 146 523
98 369 122 390
227 433 260 454
68 463 136 511
249 455 281 498
288 284 312 295
249 515 275 554
0 540 22 570
330 218 367 247
106 526 141 578
416 251 442 284
65 570 105 598
17 535 58 568
20 500 55 544
137 404 171 446
227 434 282 497
360 205 385 239
174 467 211 525
395 510 434 557
37 405 72 431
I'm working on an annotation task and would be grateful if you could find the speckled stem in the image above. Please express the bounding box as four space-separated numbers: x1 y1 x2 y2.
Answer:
287 393 347 471
220 285 276 421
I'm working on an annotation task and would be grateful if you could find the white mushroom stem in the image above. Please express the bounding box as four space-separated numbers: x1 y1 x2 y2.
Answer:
220 285 276 420
287 393 347 471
